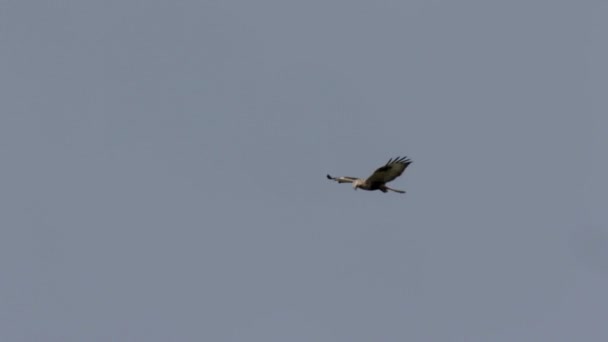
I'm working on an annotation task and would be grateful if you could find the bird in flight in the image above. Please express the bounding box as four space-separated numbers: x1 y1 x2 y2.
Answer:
326 156 412 194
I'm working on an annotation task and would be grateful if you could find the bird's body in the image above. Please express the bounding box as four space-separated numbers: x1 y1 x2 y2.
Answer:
326 156 412 194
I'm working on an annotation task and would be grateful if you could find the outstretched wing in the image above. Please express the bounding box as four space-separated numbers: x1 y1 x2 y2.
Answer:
365 156 412 185
326 175 359 184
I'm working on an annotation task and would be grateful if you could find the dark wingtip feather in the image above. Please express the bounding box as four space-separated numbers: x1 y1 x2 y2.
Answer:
388 156 407 164
387 156 412 167
326 174 332 179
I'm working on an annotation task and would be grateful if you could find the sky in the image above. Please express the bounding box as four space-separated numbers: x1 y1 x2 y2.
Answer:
1 0 607 341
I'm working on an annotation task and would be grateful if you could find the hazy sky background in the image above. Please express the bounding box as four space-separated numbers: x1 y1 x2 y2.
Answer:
1 0 607 341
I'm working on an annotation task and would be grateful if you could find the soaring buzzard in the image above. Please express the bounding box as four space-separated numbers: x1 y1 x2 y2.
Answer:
326 156 412 194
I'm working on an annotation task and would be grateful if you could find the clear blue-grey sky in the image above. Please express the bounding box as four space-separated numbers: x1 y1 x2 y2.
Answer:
1 1 607 341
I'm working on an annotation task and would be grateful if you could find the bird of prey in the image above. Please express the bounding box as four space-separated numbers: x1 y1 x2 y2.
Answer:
326 156 412 194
